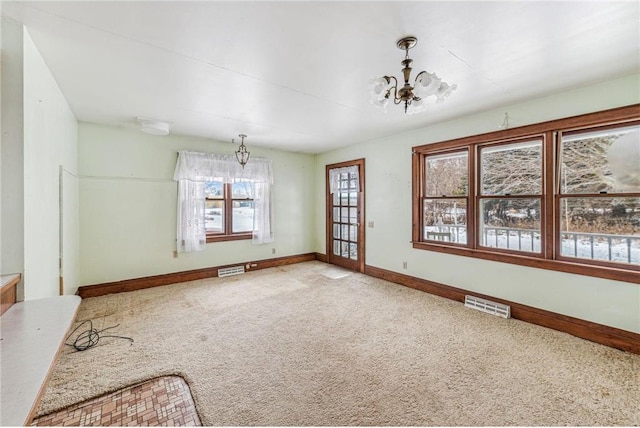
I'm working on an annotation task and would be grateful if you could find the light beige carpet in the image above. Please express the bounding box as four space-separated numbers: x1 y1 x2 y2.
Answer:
38 261 639 426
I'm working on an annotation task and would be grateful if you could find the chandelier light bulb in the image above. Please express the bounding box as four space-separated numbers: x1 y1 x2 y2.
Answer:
369 77 391 102
406 97 426 115
414 71 441 98
435 82 457 103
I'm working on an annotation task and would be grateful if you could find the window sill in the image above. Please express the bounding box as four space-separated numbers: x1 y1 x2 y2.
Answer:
206 233 252 243
412 241 639 284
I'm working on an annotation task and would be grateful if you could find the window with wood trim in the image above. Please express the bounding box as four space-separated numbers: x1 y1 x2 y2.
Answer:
204 179 254 242
412 104 640 283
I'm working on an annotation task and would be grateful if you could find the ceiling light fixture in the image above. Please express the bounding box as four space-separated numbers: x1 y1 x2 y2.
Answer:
137 117 171 136
369 36 456 114
233 134 250 169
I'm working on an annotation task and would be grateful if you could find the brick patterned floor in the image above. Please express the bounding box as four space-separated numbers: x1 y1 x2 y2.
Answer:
31 376 201 426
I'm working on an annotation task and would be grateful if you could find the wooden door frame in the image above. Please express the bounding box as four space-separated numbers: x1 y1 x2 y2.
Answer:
325 158 365 273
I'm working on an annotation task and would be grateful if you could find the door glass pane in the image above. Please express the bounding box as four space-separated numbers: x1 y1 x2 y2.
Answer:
479 198 541 253
341 224 349 240
423 198 467 244
349 192 358 206
349 243 358 260
333 241 340 256
341 242 350 257
349 207 358 223
560 124 640 194
481 140 542 195
333 224 340 239
559 197 639 265
340 174 350 190
341 207 349 222
350 225 357 242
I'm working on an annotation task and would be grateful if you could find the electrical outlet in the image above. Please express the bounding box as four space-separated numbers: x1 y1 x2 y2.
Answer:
368 221 374 228
402 261 407 269
272 248 276 254
173 250 178 258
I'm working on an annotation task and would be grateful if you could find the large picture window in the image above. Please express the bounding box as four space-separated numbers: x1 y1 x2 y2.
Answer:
412 105 640 283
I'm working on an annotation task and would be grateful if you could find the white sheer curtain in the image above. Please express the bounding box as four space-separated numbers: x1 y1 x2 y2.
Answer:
175 179 207 252
329 165 360 194
173 151 274 252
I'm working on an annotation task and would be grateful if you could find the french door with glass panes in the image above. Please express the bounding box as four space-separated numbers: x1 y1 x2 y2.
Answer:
326 159 365 272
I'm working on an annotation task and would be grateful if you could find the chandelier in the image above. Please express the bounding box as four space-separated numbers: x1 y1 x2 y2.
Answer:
369 36 456 114
233 134 250 168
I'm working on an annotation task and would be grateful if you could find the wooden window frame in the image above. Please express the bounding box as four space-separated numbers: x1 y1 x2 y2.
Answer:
206 182 253 243
411 104 640 284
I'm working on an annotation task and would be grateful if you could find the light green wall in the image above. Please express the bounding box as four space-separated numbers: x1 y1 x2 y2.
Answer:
7 23 638 334
1 17 25 298
314 73 640 334
1 22 78 299
23 28 79 298
77 124 316 285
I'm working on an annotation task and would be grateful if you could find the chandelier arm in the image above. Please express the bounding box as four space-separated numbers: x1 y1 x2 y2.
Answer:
384 75 402 103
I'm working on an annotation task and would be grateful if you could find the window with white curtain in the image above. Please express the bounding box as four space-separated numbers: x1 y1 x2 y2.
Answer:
204 179 254 236
173 151 274 252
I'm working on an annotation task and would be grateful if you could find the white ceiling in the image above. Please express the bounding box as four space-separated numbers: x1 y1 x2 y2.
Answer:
2 1 639 154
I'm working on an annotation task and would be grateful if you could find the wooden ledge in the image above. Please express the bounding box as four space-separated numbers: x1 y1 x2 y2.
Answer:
1 273 21 316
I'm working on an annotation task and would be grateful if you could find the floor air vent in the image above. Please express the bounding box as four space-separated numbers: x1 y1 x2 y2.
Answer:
218 265 245 277
464 295 511 319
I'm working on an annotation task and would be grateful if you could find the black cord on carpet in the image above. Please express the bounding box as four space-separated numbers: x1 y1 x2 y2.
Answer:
65 319 134 352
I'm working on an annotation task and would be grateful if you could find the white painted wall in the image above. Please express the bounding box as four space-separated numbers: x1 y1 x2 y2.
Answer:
314 73 640 334
22 29 79 298
78 124 316 285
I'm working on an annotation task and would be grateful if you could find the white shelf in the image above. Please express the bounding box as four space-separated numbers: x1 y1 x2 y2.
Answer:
1 295 81 426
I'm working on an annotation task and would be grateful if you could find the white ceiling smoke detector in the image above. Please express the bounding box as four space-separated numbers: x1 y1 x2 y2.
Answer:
137 117 172 136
